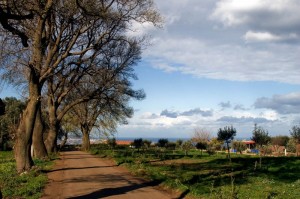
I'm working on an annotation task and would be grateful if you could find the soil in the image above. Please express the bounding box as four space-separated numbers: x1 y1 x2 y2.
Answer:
41 151 179 199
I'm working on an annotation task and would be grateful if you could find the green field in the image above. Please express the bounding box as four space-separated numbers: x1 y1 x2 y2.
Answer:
91 145 300 199
0 151 53 199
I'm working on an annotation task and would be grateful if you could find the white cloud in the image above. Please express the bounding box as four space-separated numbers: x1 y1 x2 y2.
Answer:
244 31 299 42
244 31 281 42
145 37 300 84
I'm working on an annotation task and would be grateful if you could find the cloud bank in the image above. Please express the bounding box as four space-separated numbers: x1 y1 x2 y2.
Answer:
144 0 300 84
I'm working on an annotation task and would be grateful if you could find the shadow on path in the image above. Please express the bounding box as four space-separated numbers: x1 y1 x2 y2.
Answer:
67 181 161 199
43 165 116 173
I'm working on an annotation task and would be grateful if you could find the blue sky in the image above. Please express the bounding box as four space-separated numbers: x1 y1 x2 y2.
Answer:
117 0 300 139
1 0 300 139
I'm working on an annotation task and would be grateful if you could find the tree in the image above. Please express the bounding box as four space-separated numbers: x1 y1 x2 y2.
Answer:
182 140 194 156
217 126 236 161
0 97 26 151
195 142 207 156
209 137 223 151
192 127 211 143
107 137 117 149
157 138 169 148
43 29 144 154
251 124 270 167
232 141 247 154
0 98 5 115
286 138 296 153
176 139 183 149
132 138 143 152
192 128 210 156
290 125 300 144
66 70 144 151
271 135 289 147
143 139 152 149
0 0 161 172
290 125 300 156
251 124 270 148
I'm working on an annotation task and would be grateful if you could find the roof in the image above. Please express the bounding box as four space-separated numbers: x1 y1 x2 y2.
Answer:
116 140 132 145
242 140 255 144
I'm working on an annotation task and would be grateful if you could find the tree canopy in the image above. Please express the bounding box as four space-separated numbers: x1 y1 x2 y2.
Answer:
0 0 162 173
290 125 300 144
217 125 236 160
251 124 270 147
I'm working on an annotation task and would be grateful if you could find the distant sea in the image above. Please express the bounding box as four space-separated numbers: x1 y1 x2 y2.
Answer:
64 137 190 145
64 137 251 145
115 137 190 143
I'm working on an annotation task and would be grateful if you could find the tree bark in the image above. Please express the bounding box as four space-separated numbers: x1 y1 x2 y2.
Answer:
81 126 90 151
32 104 48 159
226 141 231 162
44 123 59 154
44 97 59 154
14 73 40 173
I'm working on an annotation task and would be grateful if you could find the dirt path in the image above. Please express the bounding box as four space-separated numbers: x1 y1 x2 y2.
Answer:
41 151 176 199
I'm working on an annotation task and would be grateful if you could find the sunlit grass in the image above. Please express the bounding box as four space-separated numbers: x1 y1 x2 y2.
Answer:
91 145 300 198
0 151 54 199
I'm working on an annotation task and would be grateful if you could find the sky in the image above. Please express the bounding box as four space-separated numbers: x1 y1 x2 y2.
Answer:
117 0 300 139
1 0 300 139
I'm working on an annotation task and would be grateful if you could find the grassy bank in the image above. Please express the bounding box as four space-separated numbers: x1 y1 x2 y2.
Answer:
91 145 300 199
0 151 54 199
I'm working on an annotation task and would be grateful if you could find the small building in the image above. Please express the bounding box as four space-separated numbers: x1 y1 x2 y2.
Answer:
242 140 255 149
116 140 132 146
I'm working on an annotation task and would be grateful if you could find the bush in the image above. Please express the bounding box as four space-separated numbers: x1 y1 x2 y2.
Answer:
232 141 247 154
157 139 169 148
206 147 216 156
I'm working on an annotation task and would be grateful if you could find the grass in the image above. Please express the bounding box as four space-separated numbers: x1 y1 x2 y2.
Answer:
0 151 54 199
90 145 300 199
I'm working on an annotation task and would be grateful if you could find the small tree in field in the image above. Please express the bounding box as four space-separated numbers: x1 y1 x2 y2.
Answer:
271 135 289 147
252 124 271 148
217 126 236 161
290 125 300 156
176 139 183 149
290 125 300 143
232 141 247 154
132 138 143 152
196 142 207 156
157 139 169 148
182 140 194 156
143 140 152 149
192 127 211 143
107 138 117 150
251 124 270 168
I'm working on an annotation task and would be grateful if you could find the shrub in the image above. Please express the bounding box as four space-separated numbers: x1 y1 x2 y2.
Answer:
157 139 169 148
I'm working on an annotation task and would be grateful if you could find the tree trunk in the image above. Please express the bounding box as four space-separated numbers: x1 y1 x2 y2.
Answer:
81 126 90 151
14 76 40 173
44 97 59 154
45 127 58 154
226 141 231 162
32 104 48 159
59 132 68 150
